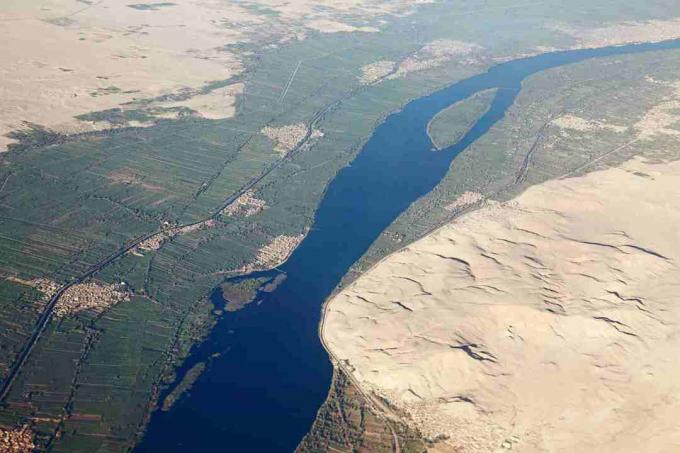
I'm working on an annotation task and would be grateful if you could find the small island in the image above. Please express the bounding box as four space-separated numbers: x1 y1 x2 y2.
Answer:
427 88 497 150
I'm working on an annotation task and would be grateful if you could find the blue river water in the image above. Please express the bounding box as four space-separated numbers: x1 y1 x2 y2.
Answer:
137 38 680 452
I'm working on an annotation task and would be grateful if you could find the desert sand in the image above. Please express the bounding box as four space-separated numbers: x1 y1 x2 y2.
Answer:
324 156 680 452
0 0 427 151
552 17 680 49
0 0 247 149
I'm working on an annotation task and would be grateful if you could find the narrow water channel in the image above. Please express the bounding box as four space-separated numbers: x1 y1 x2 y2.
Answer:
137 38 680 452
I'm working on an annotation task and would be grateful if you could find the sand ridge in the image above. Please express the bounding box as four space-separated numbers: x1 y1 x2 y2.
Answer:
324 156 680 452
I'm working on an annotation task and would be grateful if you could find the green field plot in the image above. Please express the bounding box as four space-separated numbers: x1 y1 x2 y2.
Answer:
55 296 174 451
299 369 430 453
0 282 45 383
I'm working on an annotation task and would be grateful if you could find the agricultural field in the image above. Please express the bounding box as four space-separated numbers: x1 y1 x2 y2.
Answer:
0 2 491 447
298 370 432 453
2 0 680 451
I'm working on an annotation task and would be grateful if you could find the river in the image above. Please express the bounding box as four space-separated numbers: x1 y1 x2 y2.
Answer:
137 38 680 452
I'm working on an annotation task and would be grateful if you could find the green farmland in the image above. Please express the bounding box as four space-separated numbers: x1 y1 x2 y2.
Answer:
2 0 680 450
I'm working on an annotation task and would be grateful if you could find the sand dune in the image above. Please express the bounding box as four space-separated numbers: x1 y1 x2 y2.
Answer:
0 0 426 151
324 156 680 452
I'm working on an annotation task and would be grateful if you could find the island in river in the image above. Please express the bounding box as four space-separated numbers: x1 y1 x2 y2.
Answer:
3 1 680 451
140 38 680 452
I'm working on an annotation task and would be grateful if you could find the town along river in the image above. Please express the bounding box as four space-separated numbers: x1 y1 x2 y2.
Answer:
137 38 680 452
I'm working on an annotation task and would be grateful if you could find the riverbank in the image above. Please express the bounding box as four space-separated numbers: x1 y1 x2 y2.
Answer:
140 38 680 452
323 156 680 451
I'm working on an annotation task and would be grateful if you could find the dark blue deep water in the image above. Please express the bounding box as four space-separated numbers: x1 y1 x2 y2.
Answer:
137 39 680 452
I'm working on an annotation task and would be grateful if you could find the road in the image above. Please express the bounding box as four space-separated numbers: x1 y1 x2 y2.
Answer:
0 102 331 403
0 41 432 411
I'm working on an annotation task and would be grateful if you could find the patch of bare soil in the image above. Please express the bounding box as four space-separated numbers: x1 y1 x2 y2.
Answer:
6 277 60 301
306 19 379 34
164 83 244 120
106 168 164 192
